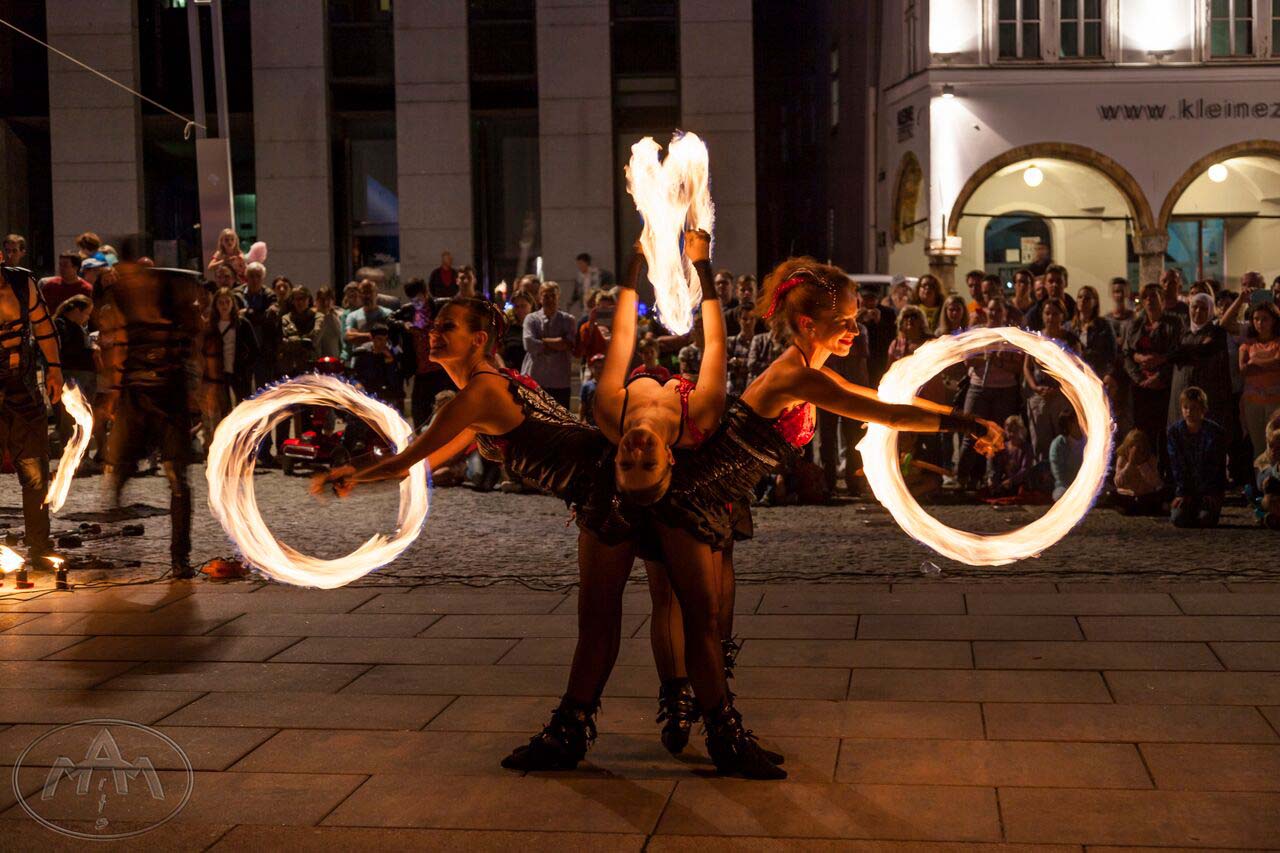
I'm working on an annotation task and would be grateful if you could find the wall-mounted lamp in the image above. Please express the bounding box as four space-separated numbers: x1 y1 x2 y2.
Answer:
1023 165 1044 188
1207 163 1229 183
1146 49 1174 64
941 84 957 100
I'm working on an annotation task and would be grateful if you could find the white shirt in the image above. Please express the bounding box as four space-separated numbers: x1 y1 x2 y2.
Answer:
218 319 236 374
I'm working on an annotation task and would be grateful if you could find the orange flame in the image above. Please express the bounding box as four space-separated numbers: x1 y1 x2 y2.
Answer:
45 381 94 513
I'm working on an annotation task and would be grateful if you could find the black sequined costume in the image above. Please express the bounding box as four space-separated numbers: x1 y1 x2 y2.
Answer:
654 396 806 549
475 368 642 546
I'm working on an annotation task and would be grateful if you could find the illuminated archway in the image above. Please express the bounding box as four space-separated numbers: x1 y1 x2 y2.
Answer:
948 142 1156 239
892 152 924 245
1157 140 1280 230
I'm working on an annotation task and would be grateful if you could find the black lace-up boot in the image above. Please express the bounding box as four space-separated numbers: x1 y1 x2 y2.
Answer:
721 639 784 765
656 678 699 754
704 699 787 780
501 698 598 771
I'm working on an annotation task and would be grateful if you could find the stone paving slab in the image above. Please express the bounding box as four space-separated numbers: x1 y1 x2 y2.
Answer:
754 590 966 615
654 780 1001 841
271 636 517 665
0 724 275 770
964 593 1180 615
0 688 202 724
857 615 1083 641
1172 592 1280 614
496 637 655 667
846 669 1111 703
0 821 233 852
834 739 1152 789
1210 641 1280 671
971 641 1223 671
209 826 647 852
48 634 303 662
419 614 648 639
647 841 1080 853
323 776 675 834
982 702 1279 743
1104 670 1280 705
157 691 455 730
97 661 372 693
0 634 85 660
210 612 441 637
738 639 974 669
0 659 136 689
1138 743 1280 791
998 788 1280 847
1078 615 1280 641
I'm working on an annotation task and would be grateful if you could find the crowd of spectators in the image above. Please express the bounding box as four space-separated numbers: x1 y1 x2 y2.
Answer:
6 226 1279 530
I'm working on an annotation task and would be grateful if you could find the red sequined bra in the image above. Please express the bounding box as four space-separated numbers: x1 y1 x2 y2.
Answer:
774 401 815 447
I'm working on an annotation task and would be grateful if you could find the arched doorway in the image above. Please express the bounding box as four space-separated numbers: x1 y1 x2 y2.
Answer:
1159 141 1280 287
953 157 1143 297
889 152 926 275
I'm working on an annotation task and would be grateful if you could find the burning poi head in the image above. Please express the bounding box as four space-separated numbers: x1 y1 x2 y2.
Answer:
45 380 93 514
625 131 715 335
858 326 1113 566
205 374 430 588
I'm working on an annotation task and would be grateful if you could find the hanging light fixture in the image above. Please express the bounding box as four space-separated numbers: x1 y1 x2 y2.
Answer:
1023 165 1044 188
1207 163 1229 183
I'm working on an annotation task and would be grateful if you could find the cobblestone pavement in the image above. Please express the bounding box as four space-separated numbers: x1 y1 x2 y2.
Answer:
4 469 1277 588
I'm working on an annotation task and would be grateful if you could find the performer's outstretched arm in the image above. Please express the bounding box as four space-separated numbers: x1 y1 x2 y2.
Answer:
687 231 726 428
820 366 953 416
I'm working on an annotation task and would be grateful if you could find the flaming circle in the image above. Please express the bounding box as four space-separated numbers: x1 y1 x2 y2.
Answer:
45 380 94 513
205 374 429 588
625 131 715 335
857 327 1112 566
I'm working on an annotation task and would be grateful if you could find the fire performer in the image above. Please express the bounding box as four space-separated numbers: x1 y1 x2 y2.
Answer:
637 258 1006 748
97 254 205 578
0 258 63 584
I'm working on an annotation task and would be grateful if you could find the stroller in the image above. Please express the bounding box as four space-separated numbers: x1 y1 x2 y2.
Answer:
279 357 390 475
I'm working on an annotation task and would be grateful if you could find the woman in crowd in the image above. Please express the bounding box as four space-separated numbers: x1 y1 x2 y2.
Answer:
278 287 318 378
1024 299 1080 461
957 297 1024 488
887 304 948 466
501 292 533 369
1122 282 1183 472
1239 301 1280 454
727 299 758 397
936 294 970 336
885 280 914 313
1167 292 1232 433
201 287 258 428
1011 269 1036 322
313 287 344 360
914 274 944 330
1072 285 1118 384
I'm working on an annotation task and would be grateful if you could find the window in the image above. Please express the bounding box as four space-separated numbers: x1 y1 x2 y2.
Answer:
1059 0 1102 58
1210 0 1254 57
1272 0 1280 55
997 0 1042 59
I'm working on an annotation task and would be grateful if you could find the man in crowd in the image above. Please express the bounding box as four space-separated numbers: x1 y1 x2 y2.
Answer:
3 234 27 267
1024 264 1077 331
75 231 101 260
713 269 740 336
428 251 458 299
573 252 601 315
344 279 393 367
856 281 897 388
238 261 275 389
522 281 576 409
817 318 871 495
0 258 63 584
98 257 203 577
1162 268 1189 317
1027 241 1052 277
964 269 985 319
1108 277 1134 337
39 252 94 313
402 277 453 427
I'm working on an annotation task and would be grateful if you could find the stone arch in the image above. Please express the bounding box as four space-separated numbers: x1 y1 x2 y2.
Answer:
892 152 924 245
1157 139 1280 230
946 142 1157 238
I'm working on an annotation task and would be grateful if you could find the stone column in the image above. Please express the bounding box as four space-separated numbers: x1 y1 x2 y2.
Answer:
536 0 614 306
681 0 756 277
1133 232 1168 288
927 251 957 293
250 2 333 288
395 0 473 278
46 0 143 251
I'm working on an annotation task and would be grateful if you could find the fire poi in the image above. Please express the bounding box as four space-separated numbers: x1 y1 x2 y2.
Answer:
44 379 93 514
625 131 715 336
205 374 429 588
859 326 1113 566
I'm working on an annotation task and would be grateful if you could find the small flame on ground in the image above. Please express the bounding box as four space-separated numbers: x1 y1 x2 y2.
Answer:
0 546 22 574
205 374 430 589
625 131 715 336
45 381 94 513
858 326 1113 566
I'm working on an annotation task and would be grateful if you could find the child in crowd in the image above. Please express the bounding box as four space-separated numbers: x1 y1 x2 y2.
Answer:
986 415 1033 497
1253 422 1280 530
1113 428 1165 515
208 227 246 282
1166 386 1226 528
1049 409 1086 500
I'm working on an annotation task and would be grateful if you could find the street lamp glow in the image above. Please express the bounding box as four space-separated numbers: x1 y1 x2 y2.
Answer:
1207 163 1229 183
1023 165 1044 188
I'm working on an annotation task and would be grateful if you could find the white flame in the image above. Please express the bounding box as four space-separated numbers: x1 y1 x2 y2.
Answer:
625 131 715 335
205 375 430 589
0 546 21 574
858 327 1112 566
45 381 94 513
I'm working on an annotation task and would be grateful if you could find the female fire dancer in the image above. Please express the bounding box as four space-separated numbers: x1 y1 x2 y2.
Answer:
312 296 782 779
591 229 728 756
638 258 1005 758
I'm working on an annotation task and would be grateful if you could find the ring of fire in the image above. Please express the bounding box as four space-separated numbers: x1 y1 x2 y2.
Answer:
205 374 430 588
857 326 1113 566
